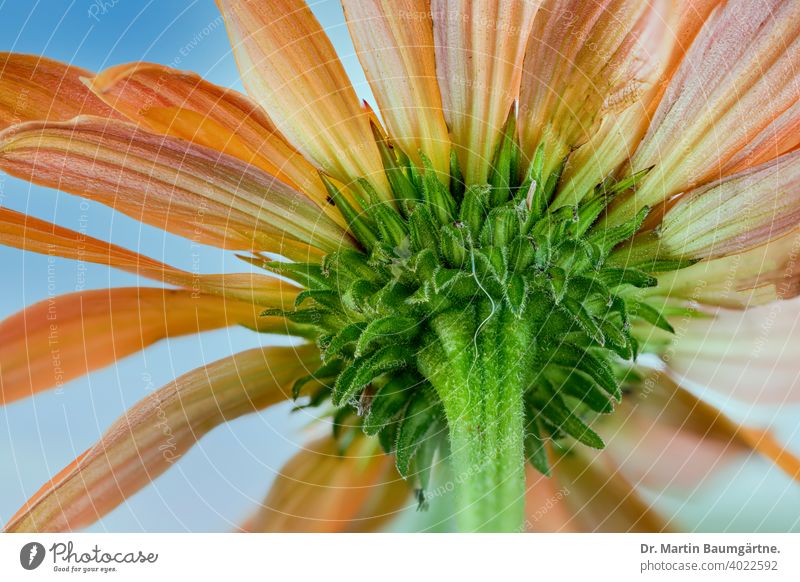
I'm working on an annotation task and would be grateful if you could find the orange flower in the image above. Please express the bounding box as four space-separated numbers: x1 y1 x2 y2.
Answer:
1 0 798 532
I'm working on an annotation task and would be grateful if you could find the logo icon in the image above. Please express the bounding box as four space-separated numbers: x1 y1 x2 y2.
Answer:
20 542 46 570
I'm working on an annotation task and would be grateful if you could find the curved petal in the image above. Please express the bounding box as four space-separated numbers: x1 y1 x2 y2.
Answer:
549 449 672 532
659 150 800 260
736 427 800 482
555 100 657 206
86 62 341 226
242 435 409 532
432 0 539 184
645 225 800 308
549 0 722 203
524 466 580 532
650 377 800 481
600 375 750 495
0 117 351 258
0 53 122 130
519 0 673 195
4 345 320 532
538 366 798 532
0 207 300 307
722 100 800 177
665 0 725 74
667 301 800 407
342 0 450 176
614 0 800 223
0 287 269 403
216 0 390 201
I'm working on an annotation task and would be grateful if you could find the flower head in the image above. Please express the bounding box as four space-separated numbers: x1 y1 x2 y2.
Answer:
1 0 799 533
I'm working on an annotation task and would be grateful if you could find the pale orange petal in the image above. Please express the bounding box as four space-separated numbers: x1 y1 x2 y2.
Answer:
613 0 800 223
346 463 412 533
550 450 672 532
0 117 350 258
722 101 800 178
600 375 749 494
0 207 300 307
0 53 122 130
659 150 800 259
86 62 342 226
556 101 657 206
432 0 539 184
535 369 782 532
243 435 409 532
550 0 722 203
667 301 800 406
558 370 799 530
524 466 580 532
0 287 265 404
657 375 800 484
645 226 800 308
343 0 450 176
520 0 673 195
4 345 320 532
666 1 725 75
216 0 390 201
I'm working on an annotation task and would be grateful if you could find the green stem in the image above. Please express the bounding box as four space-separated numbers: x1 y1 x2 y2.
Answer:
418 301 534 532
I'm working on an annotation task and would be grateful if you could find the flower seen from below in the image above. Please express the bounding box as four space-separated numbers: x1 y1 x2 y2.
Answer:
1 0 799 532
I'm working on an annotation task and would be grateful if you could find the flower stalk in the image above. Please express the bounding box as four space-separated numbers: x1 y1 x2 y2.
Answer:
419 302 534 531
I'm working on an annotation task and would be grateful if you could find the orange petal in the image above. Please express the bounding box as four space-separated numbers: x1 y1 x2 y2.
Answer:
242 435 409 532
656 375 800 484
0 117 350 258
0 287 267 404
0 207 300 307
600 374 749 494
614 0 800 223
550 449 672 532
631 0 724 119
0 53 122 130
666 301 800 407
543 369 793 531
550 0 722 203
433 0 539 184
342 0 450 176
645 225 800 308
216 0 390 201
737 428 800 482
524 467 580 532
555 100 657 206
4 345 320 532
520 0 673 193
659 150 800 259
665 1 724 76
86 62 341 225
722 100 800 178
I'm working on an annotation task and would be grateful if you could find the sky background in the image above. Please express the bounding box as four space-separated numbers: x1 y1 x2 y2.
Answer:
0 0 798 532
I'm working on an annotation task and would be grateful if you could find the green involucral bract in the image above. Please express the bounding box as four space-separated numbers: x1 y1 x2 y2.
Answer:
255 112 692 532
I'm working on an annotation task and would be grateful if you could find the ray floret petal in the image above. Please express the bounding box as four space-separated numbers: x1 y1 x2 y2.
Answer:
4 345 319 533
